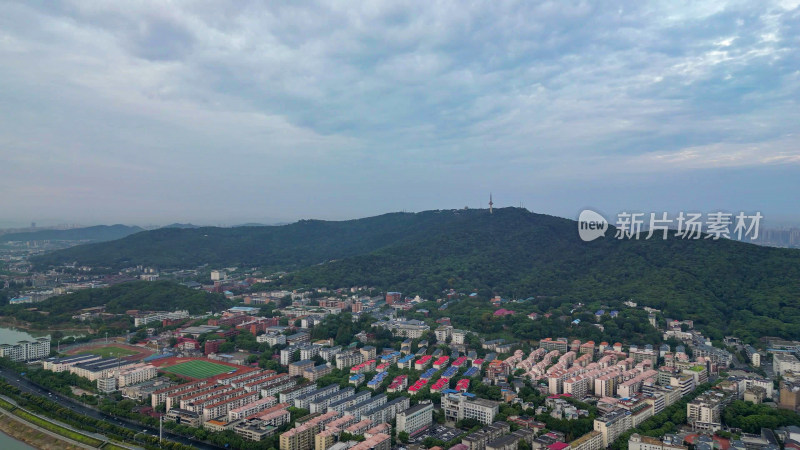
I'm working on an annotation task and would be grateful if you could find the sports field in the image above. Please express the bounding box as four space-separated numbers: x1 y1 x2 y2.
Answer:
78 345 139 358
161 360 235 379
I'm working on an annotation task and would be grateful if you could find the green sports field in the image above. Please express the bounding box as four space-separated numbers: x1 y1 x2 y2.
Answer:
78 346 139 358
161 360 235 379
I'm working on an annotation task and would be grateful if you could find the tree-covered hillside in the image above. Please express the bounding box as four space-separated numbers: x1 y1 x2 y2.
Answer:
28 207 800 341
31 211 485 270
0 281 229 327
274 208 800 341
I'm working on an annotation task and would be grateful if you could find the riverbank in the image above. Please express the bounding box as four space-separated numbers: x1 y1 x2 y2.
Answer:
0 410 87 450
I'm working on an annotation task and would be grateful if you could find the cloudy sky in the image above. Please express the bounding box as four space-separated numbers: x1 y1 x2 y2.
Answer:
1 1 799 227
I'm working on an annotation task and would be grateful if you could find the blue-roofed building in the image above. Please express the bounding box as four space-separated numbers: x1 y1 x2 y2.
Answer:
609 310 619 318
367 371 388 388
397 354 416 369
381 351 401 362
349 373 365 386
464 367 480 377
442 366 459 379
420 368 437 380
595 309 605 316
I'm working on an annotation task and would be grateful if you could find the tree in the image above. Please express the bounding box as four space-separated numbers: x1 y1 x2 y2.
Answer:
457 418 482 430
340 432 366 442
397 431 409 443
219 342 235 353
130 329 147 344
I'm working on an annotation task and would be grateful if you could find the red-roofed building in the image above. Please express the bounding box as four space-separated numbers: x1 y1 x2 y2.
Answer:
433 356 449 370
493 309 516 317
415 355 433 370
431 378 449 392
408 379 429 395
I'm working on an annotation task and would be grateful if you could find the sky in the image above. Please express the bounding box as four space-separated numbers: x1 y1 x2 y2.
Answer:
1 1 799 227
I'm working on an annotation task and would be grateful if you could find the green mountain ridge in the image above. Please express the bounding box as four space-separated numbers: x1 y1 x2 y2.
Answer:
31 210 490 270
30 208 800 340
276 208 800 340
1 225 144 243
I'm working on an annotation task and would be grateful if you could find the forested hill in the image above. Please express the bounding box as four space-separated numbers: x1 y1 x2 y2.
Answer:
0 281 228 327
274 208 800 341
0 225 143 243
31 209 506 270
28 207 800 340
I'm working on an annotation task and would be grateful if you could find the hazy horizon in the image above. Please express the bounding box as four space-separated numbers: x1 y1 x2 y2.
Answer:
4 203 800 231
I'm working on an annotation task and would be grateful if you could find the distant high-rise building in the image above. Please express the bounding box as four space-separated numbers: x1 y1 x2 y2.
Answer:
489 193 493 214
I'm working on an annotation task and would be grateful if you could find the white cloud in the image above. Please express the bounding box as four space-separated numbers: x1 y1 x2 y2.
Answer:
0 0 798 224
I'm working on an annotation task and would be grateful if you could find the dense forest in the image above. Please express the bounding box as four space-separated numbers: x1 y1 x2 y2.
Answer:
30 207 800 341
277 209 800 341
722 400 800 433
0 281 229 328
0 224 143 242
31 210 483 270
402 297 666 347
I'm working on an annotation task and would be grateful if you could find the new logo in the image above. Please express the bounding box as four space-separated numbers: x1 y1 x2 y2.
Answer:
578 209 608 242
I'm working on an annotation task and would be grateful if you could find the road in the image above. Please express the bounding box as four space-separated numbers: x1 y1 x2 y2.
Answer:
0 366 220 449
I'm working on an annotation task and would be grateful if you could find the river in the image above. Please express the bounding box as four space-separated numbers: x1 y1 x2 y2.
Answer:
0 431 34 450
0 326 51 344
0 325 86 346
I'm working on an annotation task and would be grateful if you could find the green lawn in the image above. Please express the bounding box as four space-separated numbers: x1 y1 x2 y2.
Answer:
78 346 139 358
103 443 131 450
161 360 235 379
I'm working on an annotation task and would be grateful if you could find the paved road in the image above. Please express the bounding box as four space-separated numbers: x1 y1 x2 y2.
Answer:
0 367 220 449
